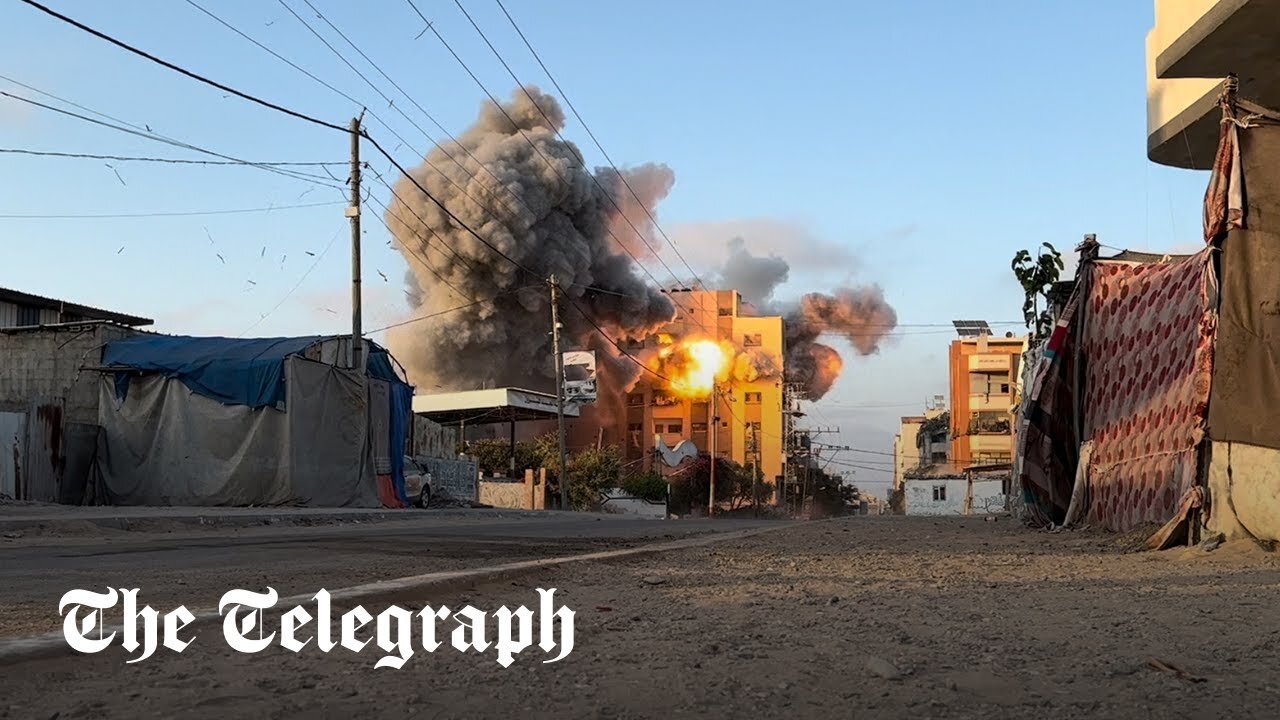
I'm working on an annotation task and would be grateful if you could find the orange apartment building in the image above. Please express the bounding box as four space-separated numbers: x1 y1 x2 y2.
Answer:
948 333 1025 467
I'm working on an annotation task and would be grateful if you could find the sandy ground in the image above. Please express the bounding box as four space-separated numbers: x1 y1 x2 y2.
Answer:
4 515 1280 719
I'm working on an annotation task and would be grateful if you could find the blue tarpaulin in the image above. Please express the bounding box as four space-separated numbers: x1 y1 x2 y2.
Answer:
105 335 328 408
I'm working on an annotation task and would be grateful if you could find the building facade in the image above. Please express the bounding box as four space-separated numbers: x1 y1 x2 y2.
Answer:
0 287 152 329
622 289 787 490
1146 0 1280 168
948 334 1024 468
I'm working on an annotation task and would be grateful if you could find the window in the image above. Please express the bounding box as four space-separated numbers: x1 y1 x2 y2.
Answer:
691 422 708 434
627 423 642 447
969 373 1011 396
654 424 665 435
743 333 762 347
932 485 947 502
626 338 646 350
718 308 732 317
653 392 678 407
667 422 683 434
627 393 645 407
15 305 39 327
931 451 947 463
744 392 762 404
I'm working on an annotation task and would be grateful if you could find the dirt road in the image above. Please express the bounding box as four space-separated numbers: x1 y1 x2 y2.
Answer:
4 515 1280 719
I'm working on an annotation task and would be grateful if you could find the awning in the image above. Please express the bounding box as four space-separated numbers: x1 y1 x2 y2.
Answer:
411 387 580 426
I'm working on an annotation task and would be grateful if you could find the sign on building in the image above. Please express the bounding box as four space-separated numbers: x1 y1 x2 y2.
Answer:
562 350 597 403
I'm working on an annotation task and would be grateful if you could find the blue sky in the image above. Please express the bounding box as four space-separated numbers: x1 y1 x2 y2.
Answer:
0 1 1209 490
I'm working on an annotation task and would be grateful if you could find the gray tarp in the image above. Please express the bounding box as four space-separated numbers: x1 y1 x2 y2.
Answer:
96 356 377 506
1208 121 1280 449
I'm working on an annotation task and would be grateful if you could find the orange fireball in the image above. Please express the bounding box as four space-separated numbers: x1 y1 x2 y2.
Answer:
656 338 729 399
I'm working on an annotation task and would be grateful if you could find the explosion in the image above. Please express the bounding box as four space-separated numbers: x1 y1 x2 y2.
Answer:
655 339 731 399
383 86 676 406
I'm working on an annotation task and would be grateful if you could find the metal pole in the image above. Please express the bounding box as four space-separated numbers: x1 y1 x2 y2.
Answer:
550 275 570 511
348 116 363 369
708 384 717 517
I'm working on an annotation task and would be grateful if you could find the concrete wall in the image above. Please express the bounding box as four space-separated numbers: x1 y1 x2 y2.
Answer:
420 456 479 502
411 415 459 460
1205 440 1280 542
479 480 531 510
905 478 1005 516
0 323 138 424
478 471 547 510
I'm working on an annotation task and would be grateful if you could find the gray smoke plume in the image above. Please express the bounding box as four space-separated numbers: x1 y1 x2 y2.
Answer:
714 237 790 309
784 286 898 400
703 239 898 399
384 87 675 396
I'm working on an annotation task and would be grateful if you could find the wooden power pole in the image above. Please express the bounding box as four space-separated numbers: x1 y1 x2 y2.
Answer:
347 115 363 369
549 275 570 511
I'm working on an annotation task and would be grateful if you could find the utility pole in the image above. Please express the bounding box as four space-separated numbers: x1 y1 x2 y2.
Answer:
549 275 570 511
347 115 363 370
708 383 717 517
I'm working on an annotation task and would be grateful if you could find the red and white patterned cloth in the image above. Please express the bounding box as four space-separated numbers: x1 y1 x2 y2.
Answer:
1080 251 1216 531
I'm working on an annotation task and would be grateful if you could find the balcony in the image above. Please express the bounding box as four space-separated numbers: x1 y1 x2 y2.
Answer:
1147 0 1280 168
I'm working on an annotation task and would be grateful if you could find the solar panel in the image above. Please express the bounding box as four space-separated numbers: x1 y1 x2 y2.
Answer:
952 320 992 337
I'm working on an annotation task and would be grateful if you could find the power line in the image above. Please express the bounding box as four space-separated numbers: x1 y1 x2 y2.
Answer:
18 0 346 133
290 0 529 218
0 148 345 167
0 87 340 188
238 223 346 337
0 199 343 219
424 0 688 293
12 2 533 283
491 0 705 289
367 286 537 334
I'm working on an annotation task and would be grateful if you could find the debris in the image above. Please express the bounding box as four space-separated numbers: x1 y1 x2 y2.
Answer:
1200 533 1225 552
377 270 388 282
641 576 666 586
865 656 902 680
828 596 840 605
306 251 316 257
261 246 266 257
595 606 613 612
2 531 23 539
105 163 126 186
117 246 124 254
1147 658 1206 683
216 253 226 264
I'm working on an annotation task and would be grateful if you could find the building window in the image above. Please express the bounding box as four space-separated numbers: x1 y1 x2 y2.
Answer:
667 422 683 434
626 338 646 350
627 423 642 447
931 451 947 463
627 393 645 407
968 411 1011 435
744 392 762 404
932 485 947 502
653 392 678 407
718 308 732 317
969 373 1011 396
691 422 708 434
15 305 39 327
654 423 664 436
743 333 762 347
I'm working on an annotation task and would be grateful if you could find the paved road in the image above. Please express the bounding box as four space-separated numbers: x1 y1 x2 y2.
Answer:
0 511 780 638
7 515 1280 718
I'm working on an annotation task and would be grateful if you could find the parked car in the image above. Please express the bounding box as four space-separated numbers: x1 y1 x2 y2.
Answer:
403 456 433 508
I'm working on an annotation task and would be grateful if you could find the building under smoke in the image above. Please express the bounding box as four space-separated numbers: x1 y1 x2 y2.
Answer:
384 87 900 485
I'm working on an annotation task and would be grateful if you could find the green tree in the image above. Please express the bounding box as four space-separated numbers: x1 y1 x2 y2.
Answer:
620 471 668 503
1011 242 1065 339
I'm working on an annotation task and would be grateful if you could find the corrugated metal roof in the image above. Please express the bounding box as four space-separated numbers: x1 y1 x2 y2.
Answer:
0 287 152 327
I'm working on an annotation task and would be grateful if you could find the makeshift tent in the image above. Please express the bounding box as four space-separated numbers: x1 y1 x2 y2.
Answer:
95 335 413 508
1077 253 1216 532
